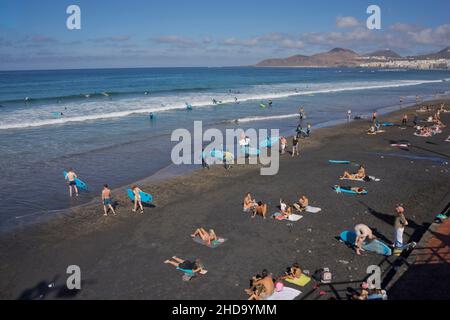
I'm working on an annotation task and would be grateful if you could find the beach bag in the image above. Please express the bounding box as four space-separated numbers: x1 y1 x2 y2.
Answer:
318 268 332 284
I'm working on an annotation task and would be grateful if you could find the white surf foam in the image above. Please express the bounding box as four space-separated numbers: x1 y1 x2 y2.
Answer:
0 79 444 130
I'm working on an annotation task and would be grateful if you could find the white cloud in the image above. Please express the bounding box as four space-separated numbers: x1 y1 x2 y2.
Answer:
336 16 360 28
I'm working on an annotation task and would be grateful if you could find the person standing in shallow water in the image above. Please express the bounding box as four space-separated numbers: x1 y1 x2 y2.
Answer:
65 169 79 197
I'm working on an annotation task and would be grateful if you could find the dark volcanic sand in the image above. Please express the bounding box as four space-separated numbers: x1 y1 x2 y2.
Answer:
0 101 449 300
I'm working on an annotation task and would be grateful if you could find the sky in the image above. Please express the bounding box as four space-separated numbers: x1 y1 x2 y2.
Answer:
0 0 449 70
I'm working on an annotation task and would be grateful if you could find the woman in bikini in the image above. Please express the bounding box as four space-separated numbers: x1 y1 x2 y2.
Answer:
341 165 366 180
191 228 217 245
243 192 256 213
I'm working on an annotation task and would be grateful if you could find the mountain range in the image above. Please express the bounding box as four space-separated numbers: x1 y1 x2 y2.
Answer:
256 46 450 67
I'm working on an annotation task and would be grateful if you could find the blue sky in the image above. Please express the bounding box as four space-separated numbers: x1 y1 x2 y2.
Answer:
1 0 449 70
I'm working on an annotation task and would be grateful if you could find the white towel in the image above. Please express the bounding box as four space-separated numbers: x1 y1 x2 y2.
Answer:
266 287 301 300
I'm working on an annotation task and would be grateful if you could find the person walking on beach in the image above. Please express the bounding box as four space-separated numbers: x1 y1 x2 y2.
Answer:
201 148 210 170
299 107 305 121
65 169 79 197
102 184 116 216
292 136 300 157
372 111 377 125
131 185 144 214
280 136 287 154
347 109 352 122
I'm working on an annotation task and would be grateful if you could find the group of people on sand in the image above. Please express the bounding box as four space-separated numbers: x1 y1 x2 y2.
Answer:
65 169 147 216
243 192 311 220
414 105 447 137
245 263 306 300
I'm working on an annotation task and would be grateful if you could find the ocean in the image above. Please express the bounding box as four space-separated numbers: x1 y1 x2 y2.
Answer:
1 67 449 233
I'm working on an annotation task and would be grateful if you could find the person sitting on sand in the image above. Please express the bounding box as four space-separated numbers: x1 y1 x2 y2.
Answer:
354 224 375 255
279 199 293 218
102 184 116 216
243 192 256 213
352 282 370 300
283 263 303 280
293 196 309 212
191 228 217 245
245 270 274 300
164 256 205 274
252 201 268 219
367 126 376 135
341 165 366 180
131 185 144 214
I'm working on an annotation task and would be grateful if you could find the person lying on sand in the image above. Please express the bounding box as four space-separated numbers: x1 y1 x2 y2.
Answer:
243 192 257 213
164 256 205 274
354 224 376 256
282 263 303 281
341 165 366 180
293 196 309 212
252 201 268 219
191 228 217 245
335 185 367 194
245 270 274 300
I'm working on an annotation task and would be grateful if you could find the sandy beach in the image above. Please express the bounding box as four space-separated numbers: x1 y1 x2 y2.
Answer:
0 100 449 300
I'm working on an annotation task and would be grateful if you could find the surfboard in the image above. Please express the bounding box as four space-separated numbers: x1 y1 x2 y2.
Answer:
340 230 392 256
63 171 88 190
328 160 351 164
260 137 280 148
382 122 395 127
334 186 368 195
127 189 153 203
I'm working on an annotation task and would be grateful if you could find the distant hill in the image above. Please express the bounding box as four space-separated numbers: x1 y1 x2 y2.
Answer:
255 46 450 67
256 48 362 67
418 46 450 59
364 49 401 59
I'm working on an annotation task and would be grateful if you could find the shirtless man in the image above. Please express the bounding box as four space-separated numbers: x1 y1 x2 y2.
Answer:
245 270 275 300
131 185 144 214
252 201 268 219
65 169 79 197
243 192 256 213
354 224 375 255
102 184 116 216
279 199 293 218
341 165 366 180
294 196 309 212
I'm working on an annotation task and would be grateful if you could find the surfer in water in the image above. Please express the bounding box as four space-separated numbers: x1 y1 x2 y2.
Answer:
354 224 375 255
131 185 144 214
65 169 79 197
102 184 116 216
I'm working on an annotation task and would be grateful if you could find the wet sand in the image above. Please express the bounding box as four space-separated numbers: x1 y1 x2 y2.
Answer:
1 100 449 300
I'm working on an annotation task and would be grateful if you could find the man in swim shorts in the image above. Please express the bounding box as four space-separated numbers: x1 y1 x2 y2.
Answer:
102 184 116 216
354 224 375 255
65 169 79 197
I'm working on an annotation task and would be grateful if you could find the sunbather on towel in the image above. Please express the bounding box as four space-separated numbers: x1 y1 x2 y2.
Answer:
191 228 217 245
164 256 205 274
252 201 268 219
336 186 366 194
279 199 293 219
243 192 256 213
341 165 366 180
293 196 309 212
354 224 376 256
245 270 274 300
282 263 303 280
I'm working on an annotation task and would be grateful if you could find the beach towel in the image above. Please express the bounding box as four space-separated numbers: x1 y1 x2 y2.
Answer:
285 274 312 287
265 287 301 300
334 186 368 195
192 236 227 248
305 206 322 214
272 213 303 222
